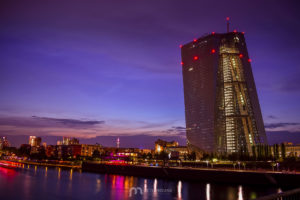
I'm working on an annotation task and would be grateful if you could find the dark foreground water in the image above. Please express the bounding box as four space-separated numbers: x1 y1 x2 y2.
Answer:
0 165 283 200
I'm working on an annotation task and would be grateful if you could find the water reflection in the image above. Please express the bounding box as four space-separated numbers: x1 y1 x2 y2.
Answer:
57 167 61 179
278 188 282 193
0 166 17 178
153 178 158 197
238 186 244 200
45 167 48 178
0 166 282 200
206 183 210 200
143 179 147 200
95 178 101 193
69 169 73 180
177 180 182 199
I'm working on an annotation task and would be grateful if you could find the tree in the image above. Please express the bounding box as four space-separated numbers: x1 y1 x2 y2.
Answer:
146 152 152 159
252 145 256 160
188 151 196 161
281 143 286 159
18 145 31 157
92 150 101 158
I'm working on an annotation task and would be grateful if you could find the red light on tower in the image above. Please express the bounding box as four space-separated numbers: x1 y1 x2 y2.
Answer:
193 56 199 60
211 49 216 54
226 17 230 33
193 39 197 42
248 58 252 62
233 29 237 33
239 54 243 58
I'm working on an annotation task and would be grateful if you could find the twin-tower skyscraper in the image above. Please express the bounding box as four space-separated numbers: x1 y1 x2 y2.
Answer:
181 31 267 154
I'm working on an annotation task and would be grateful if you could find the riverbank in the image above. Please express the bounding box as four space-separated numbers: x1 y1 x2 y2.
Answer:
0 159 81 169
82 162 300 187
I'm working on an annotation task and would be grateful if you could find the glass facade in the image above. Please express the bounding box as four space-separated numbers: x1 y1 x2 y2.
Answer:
181 32 267 154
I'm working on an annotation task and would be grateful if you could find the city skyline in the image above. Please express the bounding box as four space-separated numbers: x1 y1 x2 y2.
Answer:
1 1 300 148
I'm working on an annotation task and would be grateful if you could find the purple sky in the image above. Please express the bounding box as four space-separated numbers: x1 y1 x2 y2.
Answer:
1 1 300 148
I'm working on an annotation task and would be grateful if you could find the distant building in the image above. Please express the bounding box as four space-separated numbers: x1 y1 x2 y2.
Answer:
46 145 56 158
42 142 47 148
62 137 79 145
81 144 103 157
57 145 69 158
69 145 82 158
139 149 153 155
29 136 41 147
285 143 300 157
155 139 179 153
272 142 300 158
0 137 10 149
165 146 188 159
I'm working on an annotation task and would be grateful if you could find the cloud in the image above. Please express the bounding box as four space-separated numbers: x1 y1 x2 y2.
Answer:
31 116 104 127
265 122 300 132
0 116 185 140
267 115 277 119
163 126 186 138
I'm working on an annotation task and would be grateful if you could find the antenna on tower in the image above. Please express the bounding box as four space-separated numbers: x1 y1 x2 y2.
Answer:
226 17 230 33
117 137 120 148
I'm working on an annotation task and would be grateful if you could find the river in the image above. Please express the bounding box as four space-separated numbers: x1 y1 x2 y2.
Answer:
0 165 282 200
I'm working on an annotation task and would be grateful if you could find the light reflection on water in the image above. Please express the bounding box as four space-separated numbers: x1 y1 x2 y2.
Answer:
238 186 243 200
206 183 210 200
0 166 282 200
177 180 182 199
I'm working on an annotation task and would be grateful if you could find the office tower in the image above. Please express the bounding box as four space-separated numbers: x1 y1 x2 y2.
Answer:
181 32 267 154
29 136 41 147
62 137 79 145
0 137 10 149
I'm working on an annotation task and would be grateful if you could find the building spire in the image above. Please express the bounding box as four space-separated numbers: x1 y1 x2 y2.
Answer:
226 17 230 33
117 137 120 148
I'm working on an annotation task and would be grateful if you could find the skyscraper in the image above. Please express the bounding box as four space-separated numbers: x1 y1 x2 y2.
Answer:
181 32 267 154
29 136 41 147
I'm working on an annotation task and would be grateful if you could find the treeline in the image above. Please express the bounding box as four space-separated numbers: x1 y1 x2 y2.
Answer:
202 143 298 162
